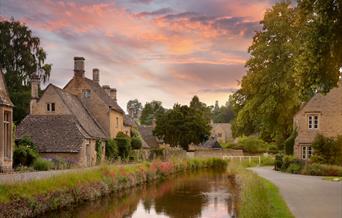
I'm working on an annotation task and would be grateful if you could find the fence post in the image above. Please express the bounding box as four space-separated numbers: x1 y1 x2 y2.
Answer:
249 156 251 164
258 156 261 166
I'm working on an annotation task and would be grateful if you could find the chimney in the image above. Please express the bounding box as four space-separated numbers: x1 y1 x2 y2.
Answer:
30 74 40 114
110 88 117 102
103 85 110 96
74 57 85 77
93 68 99 83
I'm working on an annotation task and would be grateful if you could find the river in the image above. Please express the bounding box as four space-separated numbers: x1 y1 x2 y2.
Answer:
40 169 237 218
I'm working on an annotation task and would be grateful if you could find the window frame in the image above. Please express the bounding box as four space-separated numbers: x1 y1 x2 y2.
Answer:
308 114 319 129
47 102 56 112
302 145 313 160
3 110 12 160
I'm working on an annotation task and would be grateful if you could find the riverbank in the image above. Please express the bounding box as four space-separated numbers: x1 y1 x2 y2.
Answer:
0 158 227 217
228 163 294 218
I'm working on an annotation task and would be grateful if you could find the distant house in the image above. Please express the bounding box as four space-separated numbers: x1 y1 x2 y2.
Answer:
294 82 342 160
0 70 14 172
17 57 129 167
211 123 233 143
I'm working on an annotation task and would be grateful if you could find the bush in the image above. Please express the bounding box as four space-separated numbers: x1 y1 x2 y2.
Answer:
283 129 297 155
106 139 119 160
311 134 342 165
13 146 39 167
115 132 132 159
33 158 53 171
274 153 283 171
286 163 302 174
237 136 269 153
302 163 342 176
131 136 142 150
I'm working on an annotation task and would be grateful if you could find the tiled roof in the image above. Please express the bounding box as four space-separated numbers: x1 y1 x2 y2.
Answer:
0 71 13 107
51 85 107 139
84 78 124 114
138 126 158 147
201 137 222 149
124 115 136 127
16 115 86 153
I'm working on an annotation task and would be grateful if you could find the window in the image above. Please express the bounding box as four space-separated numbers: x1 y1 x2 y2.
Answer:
83 89 91 98
47 103 55 112
302 145 313 160
3 111 11 159
116 117 119 128
308 114 319 129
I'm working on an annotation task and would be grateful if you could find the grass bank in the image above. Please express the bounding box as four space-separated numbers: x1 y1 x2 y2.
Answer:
0 158 227 218
228 163 294 218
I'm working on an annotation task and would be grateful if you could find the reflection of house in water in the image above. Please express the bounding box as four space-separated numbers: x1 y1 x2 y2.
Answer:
0 70 14 172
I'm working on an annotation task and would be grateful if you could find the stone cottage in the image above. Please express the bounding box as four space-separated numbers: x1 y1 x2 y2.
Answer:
0 70 14 172
294 81 342 160
211 123 233 143
17 57 128 167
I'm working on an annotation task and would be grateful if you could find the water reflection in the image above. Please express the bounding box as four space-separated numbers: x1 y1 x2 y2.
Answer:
40 170 236 218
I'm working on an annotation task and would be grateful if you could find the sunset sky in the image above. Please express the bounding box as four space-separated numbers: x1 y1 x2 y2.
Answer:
0 0 277 109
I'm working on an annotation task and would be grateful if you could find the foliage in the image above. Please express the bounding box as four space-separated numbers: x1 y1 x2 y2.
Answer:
131 136 142 150
153 96 211 151
140 101 165 125
13 137 39 168
95 140 103 163
302 163 342 177
0 18 51 123
115 132 132 159
211 100 234 123
105 139 119 160
294 0 342 100
230 1 300 143
283 129 297 155
311 134 342 165
236 136 271 154
33 158 53 171
127 99 143 119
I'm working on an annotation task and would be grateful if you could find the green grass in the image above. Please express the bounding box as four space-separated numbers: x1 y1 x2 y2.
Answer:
322 176 342 182
228 163 294 218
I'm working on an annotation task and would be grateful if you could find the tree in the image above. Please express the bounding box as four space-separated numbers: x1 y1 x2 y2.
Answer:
211 101 234 123
140 100 165 125
153 97 211 150
0 18 51 123
295 0 342 100
230 1 300 143
127 99 142 119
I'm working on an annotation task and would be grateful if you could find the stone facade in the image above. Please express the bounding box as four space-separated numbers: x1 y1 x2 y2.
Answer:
17 57 127 167
294 81 342 160
211 123 232 143
0 71 14 172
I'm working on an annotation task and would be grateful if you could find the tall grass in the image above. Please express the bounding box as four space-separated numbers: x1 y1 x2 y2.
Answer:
228 163 293 218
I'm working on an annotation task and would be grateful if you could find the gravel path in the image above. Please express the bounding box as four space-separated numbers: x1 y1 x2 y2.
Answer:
251 167 342 218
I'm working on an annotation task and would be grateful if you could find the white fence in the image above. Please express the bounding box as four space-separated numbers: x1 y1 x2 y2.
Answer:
222 155 262 165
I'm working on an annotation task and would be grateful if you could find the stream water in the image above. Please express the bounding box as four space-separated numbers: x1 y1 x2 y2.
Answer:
40 169 237 218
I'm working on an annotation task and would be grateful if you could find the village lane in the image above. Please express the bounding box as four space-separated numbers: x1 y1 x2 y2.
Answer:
251 167 342 218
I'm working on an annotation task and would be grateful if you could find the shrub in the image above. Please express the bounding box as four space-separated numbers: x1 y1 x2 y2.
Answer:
311 134 342 165
302 163 342 176
131 136 142 150
115 132 132 159
237 136 269 153
13 146 39 167
33 158 53 171
283 129 297 155
286 163 302 174
274 153 284 171
105 139 119 161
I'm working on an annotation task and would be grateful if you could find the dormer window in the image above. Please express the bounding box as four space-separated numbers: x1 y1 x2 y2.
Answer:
47 103 55 112
83 89 91 98
308 114 319 129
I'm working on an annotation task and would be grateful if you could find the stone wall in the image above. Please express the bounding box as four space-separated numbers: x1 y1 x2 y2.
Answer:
0 105 13 172
192 149 244 158
131 148 187 161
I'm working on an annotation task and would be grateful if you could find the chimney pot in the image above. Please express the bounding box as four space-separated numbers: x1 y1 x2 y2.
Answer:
93 68 99 83
103 85 110 96
110 88 117 102
74 57 85 77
